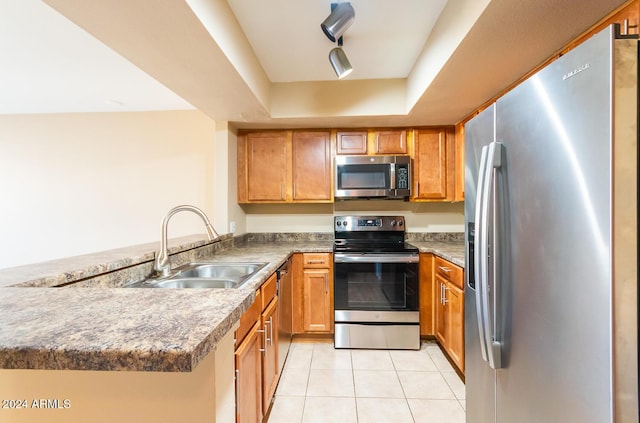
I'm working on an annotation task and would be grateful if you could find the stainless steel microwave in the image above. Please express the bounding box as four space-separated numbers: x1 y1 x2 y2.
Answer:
335 155 411 199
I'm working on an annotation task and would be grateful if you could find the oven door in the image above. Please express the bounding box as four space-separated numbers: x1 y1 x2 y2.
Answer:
333 253 419 312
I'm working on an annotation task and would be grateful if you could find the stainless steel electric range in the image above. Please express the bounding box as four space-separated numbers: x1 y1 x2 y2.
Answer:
333 215 420 350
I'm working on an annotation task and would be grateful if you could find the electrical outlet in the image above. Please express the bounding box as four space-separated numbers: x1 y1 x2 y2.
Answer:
229 221 236 233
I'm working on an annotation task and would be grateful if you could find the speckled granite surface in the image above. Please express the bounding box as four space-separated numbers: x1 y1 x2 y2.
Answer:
410 240 465 268
0 238 332 372
0 233 463 373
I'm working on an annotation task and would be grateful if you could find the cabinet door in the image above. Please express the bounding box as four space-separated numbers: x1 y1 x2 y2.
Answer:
336 131 368 155
303 268 332 332
447 283 465 372
419 253 434 336
435 275 447 346
413 129 448 200
246 132 288 201
375 130 407 154
261 298 279 415
292 131 332 201
235 322 263 423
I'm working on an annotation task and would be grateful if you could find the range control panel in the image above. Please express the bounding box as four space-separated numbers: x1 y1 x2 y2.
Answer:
334 215 406 232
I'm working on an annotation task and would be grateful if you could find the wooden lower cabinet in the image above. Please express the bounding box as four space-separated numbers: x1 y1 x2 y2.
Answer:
419 253 435 336
235 321 263 423
432 255 465 373
292 253 334 334
261 297 279 416
235 273 281 422
303 268 332 332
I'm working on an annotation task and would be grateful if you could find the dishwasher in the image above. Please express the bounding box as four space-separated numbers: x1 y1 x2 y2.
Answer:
276 257 293 373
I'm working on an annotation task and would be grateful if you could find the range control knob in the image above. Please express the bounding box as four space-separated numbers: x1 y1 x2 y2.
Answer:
342 221 348 227
337 221 342 226
390 220 397 226
398 220 404 226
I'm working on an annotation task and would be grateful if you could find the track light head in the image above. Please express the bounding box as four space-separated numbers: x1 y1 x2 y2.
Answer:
321 2 355 43
329 47 353 79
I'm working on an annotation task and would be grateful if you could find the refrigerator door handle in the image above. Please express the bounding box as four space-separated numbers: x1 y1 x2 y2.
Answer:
474 144 491 363
481 141 504 369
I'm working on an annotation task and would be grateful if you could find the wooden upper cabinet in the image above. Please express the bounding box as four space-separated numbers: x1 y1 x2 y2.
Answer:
238 132 288 202
412 128 454 201
454 123 465 202
238 130 332 204
292 131 332 201
374 130 407 154
336 131 368 155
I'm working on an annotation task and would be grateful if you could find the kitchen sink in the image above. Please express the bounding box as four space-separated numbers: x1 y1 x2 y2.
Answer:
127 262 268 289
173 262 266 280
149 278 241 289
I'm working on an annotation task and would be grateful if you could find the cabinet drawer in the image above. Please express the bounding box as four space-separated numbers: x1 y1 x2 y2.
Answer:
303 253 331 268
435 256 464 289
261 273 277 310
236 289 261 346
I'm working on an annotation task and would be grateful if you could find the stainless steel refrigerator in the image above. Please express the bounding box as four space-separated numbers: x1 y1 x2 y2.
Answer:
465 25 638 423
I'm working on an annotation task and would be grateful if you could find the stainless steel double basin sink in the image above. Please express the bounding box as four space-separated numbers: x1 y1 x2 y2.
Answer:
127 262 268 289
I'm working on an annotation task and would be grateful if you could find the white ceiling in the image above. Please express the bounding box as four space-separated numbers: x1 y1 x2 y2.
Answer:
0 0 631 126
0 0 193 114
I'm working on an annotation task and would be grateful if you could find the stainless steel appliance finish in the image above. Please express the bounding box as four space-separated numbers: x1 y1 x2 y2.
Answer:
333 215 420 350
465 26 638 423
276 258 292 374
335 155 411 199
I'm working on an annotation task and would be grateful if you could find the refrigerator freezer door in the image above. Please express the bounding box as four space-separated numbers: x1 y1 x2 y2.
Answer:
493 28 616 423
465 104 497 423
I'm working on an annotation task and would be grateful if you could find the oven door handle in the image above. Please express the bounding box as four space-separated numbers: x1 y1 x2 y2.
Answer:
334 253 419 264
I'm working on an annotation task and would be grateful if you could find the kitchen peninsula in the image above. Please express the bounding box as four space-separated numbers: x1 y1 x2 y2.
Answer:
0 233 463 422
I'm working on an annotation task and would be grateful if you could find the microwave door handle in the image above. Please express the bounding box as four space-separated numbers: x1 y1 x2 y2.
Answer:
389 163 397 190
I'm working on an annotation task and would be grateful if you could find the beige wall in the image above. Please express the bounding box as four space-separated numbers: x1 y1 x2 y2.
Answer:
243 201 464 233
0 111 217 269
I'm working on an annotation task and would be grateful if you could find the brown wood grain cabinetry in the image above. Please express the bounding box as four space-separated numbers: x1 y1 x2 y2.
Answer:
374 130 407 154
419 253 435 336
412 128 456 201
292 253 334 334
433 256 465 373
336 131 368 155
240 131 288 202
454 123 465 201
235 321 262 423
336 129 408 155
238 130 332 203
292 131 332 201
235 272 281 421
261 297 279 416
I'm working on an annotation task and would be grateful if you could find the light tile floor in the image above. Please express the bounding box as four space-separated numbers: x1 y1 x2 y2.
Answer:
267 340 465 423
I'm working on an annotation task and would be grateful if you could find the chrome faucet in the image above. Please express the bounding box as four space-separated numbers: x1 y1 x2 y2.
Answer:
153 205 219 277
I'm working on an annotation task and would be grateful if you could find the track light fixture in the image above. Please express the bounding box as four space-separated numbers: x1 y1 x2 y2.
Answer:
321 2 355 43
329 45 353 79
321 3 355 79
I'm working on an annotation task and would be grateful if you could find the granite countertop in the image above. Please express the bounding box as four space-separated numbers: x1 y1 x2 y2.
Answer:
0 236 463 373
411 241 465 267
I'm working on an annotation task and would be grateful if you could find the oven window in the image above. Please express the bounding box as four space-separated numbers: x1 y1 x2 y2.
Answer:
338 164 389 189
334 262 418 311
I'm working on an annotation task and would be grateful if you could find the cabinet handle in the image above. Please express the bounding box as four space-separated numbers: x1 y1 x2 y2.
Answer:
438 266 452 273
257 328 266 353
235 369 240 402
307 260 325 264
264 320 271 345
623 18 638 35
443 284 449 305
325 274 328 293
268 316 274 346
